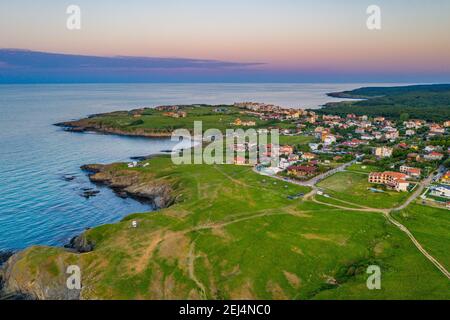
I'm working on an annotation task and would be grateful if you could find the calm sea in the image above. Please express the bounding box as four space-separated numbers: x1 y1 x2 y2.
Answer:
0 83 403 250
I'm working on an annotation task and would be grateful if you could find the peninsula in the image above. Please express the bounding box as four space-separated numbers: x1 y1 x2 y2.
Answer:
1 84 450 300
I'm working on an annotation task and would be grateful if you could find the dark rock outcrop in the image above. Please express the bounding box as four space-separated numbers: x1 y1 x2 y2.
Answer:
0 251 80 300
81 189 100 199
0 161 176 300
0 251 15 299
64 234 94 253
82 164 174 209
0 251 13 267
0 253 35 299
55 120 172 138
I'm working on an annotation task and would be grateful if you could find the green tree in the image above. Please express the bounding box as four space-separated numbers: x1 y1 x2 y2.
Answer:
400 113 410 122
443 158 450 168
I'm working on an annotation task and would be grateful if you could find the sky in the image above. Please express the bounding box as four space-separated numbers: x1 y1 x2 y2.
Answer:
1 0 450 83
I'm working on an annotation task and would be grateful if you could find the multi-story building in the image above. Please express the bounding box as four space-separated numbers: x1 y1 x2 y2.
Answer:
342 139 366 148
232 118 256 127
399 166 421 178
323 115 341 121
429 124 445 134
374 146 393 158
301 152 316 161
368 172 409 192
424 151 444 161
280 145 294 156
163 111 187 118
385 130 399 140
430 185 450 198
322 133 336 146
404 120 423 129
234 156 247 165
307 115 318 124
287 165 317 177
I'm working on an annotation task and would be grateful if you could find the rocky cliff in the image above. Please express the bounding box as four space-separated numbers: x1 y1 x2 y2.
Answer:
82 163 175 209
55 120 172 138
0 161 177 300
0 247 81 300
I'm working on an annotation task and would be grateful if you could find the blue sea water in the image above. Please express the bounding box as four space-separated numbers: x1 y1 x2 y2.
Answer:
0 83 402 250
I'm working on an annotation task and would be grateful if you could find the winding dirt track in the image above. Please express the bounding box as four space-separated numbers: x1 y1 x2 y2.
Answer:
163 163 449 295
145 205 340 295
254 162 450 281
383 211 450 280
313 195 450 280
187 241 207 298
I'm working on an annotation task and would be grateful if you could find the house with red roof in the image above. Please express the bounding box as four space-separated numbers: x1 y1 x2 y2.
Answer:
424 151 444 161
234 156 247 165
399 166 421 178
287 165 317 177
368 171 409 192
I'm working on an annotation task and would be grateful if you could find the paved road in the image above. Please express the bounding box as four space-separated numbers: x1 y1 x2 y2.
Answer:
254 160 356 188
391 174 434 212
305 160 356 187
392 165 444 212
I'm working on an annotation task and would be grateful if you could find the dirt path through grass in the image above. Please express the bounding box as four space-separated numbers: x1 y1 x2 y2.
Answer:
311 193 450 281
384 211 450 280
187 241 207 298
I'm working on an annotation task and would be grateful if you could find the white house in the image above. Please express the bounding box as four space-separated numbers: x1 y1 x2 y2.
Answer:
374 146 393 158
430 185 450 199
361 134 375 140
323 134 337 146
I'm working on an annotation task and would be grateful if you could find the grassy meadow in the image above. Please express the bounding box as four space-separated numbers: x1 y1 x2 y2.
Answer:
82 105 270 133
392 203 450 271
317 171 410 209
346 164 382 174
7 156 449 300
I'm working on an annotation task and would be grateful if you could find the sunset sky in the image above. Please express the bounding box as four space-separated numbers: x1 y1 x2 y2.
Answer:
1 0 449 83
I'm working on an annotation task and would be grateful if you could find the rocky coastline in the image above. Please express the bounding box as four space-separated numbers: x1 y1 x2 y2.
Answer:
81 163 175 209
55 120 173 138
1 231 97 299
0 160 177 300
0 252 34 300
0 251 13 267
1 249 81 300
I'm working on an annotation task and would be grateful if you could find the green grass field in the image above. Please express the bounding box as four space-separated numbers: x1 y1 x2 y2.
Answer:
279 135 314 145
81 105 271 133
392 204 450 271
314 194 365 209
317 171 410 209
346 164 381 174
5 156 449 300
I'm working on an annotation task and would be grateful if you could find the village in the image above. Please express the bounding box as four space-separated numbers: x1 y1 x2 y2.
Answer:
224 102 450 208
109 102 450 209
